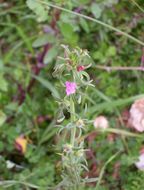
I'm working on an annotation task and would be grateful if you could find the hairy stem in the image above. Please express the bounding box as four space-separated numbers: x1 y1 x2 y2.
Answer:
70 96 76 146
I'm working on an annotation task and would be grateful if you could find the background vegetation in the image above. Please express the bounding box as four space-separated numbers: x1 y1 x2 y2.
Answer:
0 0 144 189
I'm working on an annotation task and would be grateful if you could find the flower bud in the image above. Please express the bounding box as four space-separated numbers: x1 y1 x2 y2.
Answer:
93 116 109 129
77 65 85 72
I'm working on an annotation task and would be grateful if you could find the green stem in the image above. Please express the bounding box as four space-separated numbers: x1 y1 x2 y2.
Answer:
95 151 121 190
70 96 76 146
130 0 144 13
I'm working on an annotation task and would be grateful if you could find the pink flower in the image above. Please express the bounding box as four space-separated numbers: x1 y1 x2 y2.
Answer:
129 98 144 132
135 153 144 170
77 65 85 72
65 81 77 96
93 116 109 129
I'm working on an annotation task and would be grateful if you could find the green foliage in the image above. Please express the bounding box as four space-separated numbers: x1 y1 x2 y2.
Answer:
26 0 48 22
0 0 144 189
123 171 144 190
58 22 79 45
91 3 102 19
0 111 6 127
32 34 56 48
44 46 58 64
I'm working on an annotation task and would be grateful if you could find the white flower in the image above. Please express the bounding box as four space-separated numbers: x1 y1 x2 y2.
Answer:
93 116 109 129
135 153 144 170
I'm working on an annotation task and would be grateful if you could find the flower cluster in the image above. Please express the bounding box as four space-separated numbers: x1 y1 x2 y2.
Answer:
129 98 144 170
129 98 144 132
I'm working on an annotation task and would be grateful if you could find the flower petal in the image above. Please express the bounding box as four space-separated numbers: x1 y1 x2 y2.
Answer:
15 136 27 154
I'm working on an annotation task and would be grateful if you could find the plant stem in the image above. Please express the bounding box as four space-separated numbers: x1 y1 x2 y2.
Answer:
95 151 121 190
70 96 76 146
130 0 144 13
94 65 144 72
